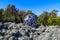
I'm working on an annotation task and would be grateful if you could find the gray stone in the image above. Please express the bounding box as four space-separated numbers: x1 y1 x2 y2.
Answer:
0 22 60 40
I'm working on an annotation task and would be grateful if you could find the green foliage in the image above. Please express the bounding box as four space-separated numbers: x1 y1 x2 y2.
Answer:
38 11 48 25
19 10 33 22
48 10 58 18
0 5 34 23
23 10 33 18
0 9 4 22
56 16 60 26
47 17 56 25
38 10 58 26
5 4 17 22
27 10 32 14
0 4 60 26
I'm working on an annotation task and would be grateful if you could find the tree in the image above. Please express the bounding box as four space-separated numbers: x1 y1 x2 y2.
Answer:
38 11 48 25
56 16 60 26
5 4 17 22
26 10 32 14
18 10 26 23
0 9 4 22
23 10 33 17
18 10 33 22
47 17 56 25
48 10 58 18
47 10 58 25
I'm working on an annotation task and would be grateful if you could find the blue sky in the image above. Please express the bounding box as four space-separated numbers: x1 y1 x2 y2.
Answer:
0 0 60 16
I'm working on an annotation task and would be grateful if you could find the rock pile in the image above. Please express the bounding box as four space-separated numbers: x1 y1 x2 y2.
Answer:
0 22 60 40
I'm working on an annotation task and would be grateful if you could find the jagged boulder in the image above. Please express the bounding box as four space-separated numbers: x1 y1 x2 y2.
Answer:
24 14 38 27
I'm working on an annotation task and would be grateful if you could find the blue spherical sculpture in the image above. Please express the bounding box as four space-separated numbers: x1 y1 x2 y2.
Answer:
24 14 38 27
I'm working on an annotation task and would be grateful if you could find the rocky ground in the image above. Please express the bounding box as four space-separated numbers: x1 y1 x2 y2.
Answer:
0 22 60 40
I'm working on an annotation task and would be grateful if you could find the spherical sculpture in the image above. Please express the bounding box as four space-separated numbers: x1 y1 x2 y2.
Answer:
24 14 38 27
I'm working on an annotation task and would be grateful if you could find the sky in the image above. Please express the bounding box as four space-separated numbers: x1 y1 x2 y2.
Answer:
0 0 60 16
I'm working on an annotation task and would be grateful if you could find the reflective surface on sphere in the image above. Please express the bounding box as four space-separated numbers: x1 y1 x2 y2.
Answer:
24 14 38 27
